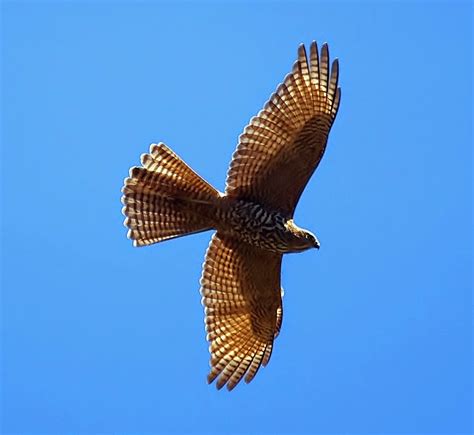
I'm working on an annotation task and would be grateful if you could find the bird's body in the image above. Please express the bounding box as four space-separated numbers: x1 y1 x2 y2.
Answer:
213 197 319 254
122 41 341 390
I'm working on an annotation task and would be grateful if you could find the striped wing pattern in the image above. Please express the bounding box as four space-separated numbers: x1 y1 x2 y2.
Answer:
200 233 283 390
225 41 341 215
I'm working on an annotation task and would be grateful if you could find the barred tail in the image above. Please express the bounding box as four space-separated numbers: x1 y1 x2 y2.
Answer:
122 143 221 247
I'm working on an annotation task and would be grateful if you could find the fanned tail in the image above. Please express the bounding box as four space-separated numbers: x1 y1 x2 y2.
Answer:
122 143 221 247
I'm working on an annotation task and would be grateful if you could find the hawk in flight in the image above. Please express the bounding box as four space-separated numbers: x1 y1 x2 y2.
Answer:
122 41 341 390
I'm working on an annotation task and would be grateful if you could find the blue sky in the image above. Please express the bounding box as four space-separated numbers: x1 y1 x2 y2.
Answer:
1 1 472 434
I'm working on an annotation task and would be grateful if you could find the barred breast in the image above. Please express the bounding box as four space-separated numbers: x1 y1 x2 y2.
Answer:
216 198 290 253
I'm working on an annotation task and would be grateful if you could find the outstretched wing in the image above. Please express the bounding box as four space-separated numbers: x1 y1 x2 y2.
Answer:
225 41 341 216
201 233 283 391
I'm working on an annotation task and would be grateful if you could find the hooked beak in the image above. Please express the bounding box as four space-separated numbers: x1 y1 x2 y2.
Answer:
314 237 320 249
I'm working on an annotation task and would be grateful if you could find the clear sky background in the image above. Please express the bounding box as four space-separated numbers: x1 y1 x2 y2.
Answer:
1 1 472 434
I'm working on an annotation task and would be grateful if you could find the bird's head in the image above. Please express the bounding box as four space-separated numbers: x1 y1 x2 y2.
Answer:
284 220 320 252
303 230 320 250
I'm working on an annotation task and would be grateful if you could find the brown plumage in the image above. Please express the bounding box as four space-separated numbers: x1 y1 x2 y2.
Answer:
121 41 341 390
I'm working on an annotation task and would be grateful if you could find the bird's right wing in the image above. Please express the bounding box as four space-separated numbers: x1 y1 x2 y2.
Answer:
225 42 340 216
201 233 283 391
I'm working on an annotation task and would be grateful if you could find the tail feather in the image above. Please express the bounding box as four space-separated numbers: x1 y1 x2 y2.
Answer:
122 143 221 247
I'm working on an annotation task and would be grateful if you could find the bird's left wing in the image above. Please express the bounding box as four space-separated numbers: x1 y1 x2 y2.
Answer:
225 42 340 216
201 233 283 391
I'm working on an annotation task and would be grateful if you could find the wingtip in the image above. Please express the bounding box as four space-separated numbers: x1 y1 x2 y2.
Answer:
140 153 148 166
226 381 238 392
310 40 319 63
149 142 158 154
121 180 129 195
129 166 140 178
216 377 226 390
297 43 309 67
321 42 329 58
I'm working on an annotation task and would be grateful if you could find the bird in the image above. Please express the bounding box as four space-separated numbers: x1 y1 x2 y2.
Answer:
121 41 341 391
